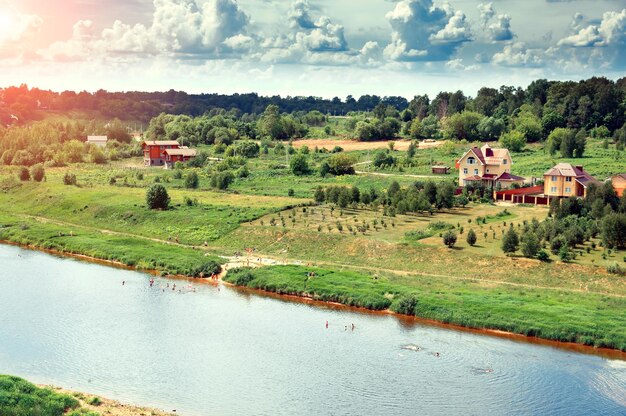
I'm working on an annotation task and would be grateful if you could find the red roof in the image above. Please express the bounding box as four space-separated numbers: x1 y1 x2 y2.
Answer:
497 172 525 181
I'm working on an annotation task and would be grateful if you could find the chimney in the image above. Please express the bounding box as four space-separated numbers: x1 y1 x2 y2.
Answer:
575 165 584 172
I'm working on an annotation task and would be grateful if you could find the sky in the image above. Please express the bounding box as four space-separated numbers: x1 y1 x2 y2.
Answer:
1 0 625 98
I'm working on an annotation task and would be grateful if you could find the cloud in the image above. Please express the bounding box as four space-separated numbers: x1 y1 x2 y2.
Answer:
384 0 472 61
289 0 317 29
556 9 626 68
488 14 514 41
0 1 43 58
492 42 544 67
478 2 495 29
39 0 251 61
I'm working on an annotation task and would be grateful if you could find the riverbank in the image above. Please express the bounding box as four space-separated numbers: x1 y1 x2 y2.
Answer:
223 266 626 352
0 374 175 416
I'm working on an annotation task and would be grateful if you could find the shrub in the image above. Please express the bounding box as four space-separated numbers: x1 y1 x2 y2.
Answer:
210 171 234 190
226 267 256 285
146 184 170 210
466 229 477 246
391 294 418 315
173 170 183 179
30 164 45 182
184 171 199 189
607 262 624 275
63 173 77 186
18 166 30 181
193 260 222 278
88 396 102 406
502 226 519 255
442 230 457 248
289 153 310 175
288 188 295 197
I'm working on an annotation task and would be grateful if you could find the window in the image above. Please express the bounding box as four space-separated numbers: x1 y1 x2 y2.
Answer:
486 169 490 173
551 187 557 193
565 177 572 182
565 187 571 193
503 159 507 165
463 168 468 174
551 176 557 182
474 169 479 175
468 157 475 165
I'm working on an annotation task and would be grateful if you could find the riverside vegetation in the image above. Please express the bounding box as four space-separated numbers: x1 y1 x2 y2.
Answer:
1 77 626 350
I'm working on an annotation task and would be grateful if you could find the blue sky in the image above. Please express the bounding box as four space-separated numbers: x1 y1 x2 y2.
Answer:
1 0 625 98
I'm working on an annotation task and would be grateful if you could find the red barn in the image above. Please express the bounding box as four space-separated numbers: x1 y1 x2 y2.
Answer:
142 141 181 166
163 148 197 169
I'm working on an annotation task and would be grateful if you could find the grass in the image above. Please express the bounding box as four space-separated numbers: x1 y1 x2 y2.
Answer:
0 212 223 276
1 143 625 350
0 374 96 416
224 265 626 350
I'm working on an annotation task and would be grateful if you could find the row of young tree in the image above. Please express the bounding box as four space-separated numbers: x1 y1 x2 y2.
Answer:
313 180 463 216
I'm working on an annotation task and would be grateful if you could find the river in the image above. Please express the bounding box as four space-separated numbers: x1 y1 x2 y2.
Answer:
0 244 624 415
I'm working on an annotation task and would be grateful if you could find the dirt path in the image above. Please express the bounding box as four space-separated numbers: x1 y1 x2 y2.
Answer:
9 212 624 298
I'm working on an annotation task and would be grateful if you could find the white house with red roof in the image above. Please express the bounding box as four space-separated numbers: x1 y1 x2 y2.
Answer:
456 144 525 189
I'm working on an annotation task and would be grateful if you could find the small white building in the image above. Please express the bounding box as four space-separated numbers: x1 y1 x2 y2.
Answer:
87 136 108 148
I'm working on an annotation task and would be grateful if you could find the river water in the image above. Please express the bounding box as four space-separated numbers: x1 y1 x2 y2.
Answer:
0 244 624 415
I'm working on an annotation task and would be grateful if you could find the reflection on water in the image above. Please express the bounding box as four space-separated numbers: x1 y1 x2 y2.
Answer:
0 244 625 416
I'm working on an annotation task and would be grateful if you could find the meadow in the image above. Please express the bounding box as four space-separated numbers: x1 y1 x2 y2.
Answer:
0 136 624 350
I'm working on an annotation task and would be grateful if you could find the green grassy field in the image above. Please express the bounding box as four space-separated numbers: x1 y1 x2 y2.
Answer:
224 265 626 350
1 140 625 350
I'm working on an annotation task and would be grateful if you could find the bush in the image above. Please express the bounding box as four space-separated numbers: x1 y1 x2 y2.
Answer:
442 230 457 248
87 396 102 406
193 260 222 278
18 166 30 181
289 153 310 175
391 294 418 316
184 171 199 189
30 164 45 182
63 173 77 186
607 262 624 275
288 188 295 197
502 226 519 255
466 229 477 246
226 267 256 285
536 250 550 262
173 170 183 179
146 184 170 210
210 171 234 190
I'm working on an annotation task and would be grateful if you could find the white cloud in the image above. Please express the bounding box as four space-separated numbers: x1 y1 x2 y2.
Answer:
489 14 514 41
557 9 626 68
478 2 495 29
384 0 472 61
38 0 251 61
492 42 544 67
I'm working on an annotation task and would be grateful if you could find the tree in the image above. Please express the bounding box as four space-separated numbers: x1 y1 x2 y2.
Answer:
30 164 45 182
18 166 30 181
327 154 355 175
477 117 506 141
436 182 455 209
499 130 527 152
184 171 199 189
466 229 477 246
289 153 310 175
601 213 626 249
573 129 586 158
442 230 457 248
547 128 575 156
520 231 540 258
314 186 325 203
502 226 519 255
146 184 170 210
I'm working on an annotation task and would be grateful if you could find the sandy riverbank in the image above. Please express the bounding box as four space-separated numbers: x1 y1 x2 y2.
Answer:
41 385 177 416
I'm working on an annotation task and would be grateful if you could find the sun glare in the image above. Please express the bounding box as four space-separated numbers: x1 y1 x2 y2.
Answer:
0 10 14 41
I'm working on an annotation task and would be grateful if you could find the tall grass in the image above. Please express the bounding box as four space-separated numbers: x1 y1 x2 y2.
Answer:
225 265 626 351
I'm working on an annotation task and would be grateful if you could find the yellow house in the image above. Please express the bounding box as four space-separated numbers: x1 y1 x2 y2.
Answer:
543 163 599 198
456 144 525 188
